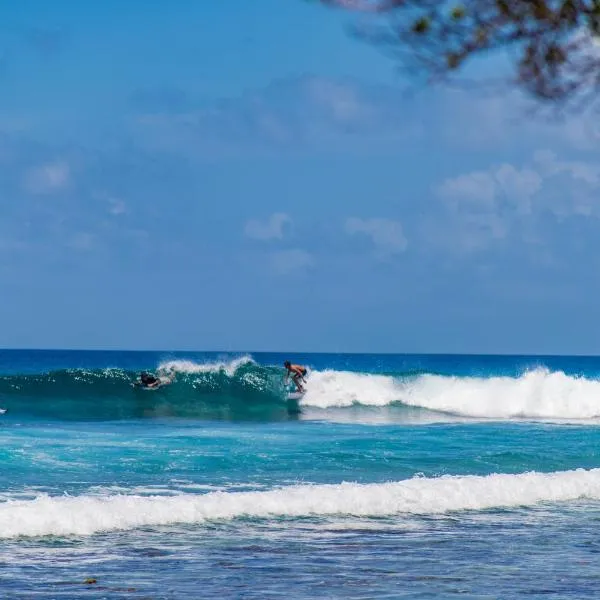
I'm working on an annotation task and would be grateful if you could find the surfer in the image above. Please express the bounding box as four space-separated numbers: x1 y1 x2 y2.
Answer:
284 361 308 392
138 372 162 389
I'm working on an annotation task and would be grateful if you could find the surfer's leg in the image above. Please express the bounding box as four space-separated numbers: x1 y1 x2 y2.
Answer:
293 374 303 392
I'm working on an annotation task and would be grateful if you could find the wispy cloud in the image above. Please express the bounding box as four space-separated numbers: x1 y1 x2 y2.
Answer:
436 87 600 151
107 198 127 216
437 164 542 216
93 192 128 216
305 78 367 123
345 217 407 257
131 75 420 157
245 213 291 241
431 151 600 252
270 248 313 275
436 171 498 210
532 151 600 218
129 75 600 161
67 232 95 251
533 150 600 186
23 161 70 195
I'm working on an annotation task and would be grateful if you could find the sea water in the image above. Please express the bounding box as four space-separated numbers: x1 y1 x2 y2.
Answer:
2 350 600 598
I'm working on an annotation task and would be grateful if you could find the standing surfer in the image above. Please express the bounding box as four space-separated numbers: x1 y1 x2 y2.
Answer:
284 361 308 392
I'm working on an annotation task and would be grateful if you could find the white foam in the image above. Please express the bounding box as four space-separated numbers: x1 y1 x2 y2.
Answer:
300 367 600 421
2 468 600 538
158 356 254 377
400 368 600 420
302 370 402 408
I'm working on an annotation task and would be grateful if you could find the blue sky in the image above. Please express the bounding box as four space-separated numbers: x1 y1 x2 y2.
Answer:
2 1 600 353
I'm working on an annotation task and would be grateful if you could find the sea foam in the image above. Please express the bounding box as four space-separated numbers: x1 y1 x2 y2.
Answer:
2 468 600 538
158 356 254 377
302 367 600 420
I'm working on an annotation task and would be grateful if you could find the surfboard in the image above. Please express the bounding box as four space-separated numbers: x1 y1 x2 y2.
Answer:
133 376 173 390
286 391 305 401
0 408 6 415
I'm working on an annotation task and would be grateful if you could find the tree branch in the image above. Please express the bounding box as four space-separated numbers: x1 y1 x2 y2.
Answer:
319 0 600 107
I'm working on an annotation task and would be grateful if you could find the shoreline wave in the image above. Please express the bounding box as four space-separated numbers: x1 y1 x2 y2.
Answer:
2 468 600 538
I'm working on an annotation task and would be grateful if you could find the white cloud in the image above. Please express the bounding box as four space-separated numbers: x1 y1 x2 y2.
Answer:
434 163 539 252
437 85 600 153
494 164 542 215
23 160 70 194
531 150 600 219
245 213 291 241
436 171 497 210
108 199 127 216
432 151 600 252
345 217 407 256
533 150 600 186
436 164 541 215
68 232 95 251
306 78 365 123
131 75 420 158
93 191 128 216
100 196 126 217
270 248 313 275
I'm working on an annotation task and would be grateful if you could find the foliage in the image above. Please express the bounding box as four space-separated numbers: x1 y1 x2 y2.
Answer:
319 0 600 106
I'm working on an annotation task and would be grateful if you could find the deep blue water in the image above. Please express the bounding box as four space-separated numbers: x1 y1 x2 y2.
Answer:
3 350 600 598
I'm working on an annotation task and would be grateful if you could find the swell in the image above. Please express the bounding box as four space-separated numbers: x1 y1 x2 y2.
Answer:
3 359 600 422
0 358 293 421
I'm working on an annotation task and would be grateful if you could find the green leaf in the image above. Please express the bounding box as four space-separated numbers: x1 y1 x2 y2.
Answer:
451 5 466 19
412 17 431 34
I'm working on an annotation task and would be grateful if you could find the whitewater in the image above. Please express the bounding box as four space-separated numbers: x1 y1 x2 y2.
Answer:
3 468 600 538
3 349 600 598
3 353 600 422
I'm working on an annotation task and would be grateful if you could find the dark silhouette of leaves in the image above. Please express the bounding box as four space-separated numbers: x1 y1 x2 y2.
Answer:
319 0 600 108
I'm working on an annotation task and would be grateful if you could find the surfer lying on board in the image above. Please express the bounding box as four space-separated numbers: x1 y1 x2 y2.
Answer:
284 361 308 392
139 367 175 390
138 367 176 389
139 372 162 388
138 371 175 388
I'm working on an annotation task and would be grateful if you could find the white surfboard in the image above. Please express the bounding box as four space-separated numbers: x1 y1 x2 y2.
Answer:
133 376 174 390
0 408 6 415
286 391 305 401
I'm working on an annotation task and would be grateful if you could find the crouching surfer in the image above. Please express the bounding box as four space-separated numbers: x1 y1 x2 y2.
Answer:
284 361 308 393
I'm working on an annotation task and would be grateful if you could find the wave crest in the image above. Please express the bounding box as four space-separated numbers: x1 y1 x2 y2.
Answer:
299 367 600 421
158 355 254 376
2 362 600 422
398 368 600 420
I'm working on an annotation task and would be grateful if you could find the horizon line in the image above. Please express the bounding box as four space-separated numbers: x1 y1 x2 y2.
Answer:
0 348 599 359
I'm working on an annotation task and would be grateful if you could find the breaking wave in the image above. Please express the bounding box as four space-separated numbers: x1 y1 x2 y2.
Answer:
2 468 600 538
1 358 600 422
305 367 600 420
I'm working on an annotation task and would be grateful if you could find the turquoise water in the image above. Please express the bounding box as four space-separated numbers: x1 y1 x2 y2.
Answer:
2 350 600 598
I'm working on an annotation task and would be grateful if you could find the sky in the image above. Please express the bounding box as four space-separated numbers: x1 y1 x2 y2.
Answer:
2 0 600 354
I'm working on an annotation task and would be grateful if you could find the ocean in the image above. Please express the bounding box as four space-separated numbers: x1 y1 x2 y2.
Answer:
2 350 600 598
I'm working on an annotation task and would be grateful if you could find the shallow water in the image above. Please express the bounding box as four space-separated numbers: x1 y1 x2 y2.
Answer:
2 350 600 598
